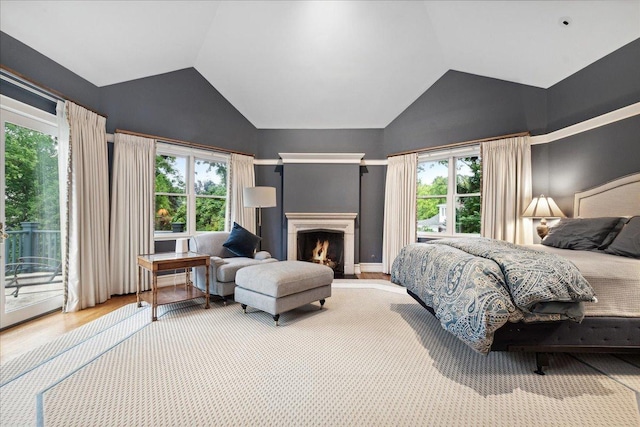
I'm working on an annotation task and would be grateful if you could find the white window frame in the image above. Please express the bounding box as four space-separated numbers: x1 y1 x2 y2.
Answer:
417 145 481 239
154 142 230 240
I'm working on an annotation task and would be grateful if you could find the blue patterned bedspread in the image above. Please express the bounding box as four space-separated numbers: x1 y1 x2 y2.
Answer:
391 238 595 354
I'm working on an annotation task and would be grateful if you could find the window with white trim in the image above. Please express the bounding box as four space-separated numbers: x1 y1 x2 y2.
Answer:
417 146 481 237
154 142 229 238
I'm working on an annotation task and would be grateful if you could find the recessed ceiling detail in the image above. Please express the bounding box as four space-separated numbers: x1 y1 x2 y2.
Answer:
1 1 638 129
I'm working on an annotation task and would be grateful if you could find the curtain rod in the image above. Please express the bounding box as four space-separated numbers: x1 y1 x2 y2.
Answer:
388 131 530 158
0 64 108 119
114 129 255 157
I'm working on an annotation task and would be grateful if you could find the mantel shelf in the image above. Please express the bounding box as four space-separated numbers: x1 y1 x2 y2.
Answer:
285 212 357 220
279 153 365 164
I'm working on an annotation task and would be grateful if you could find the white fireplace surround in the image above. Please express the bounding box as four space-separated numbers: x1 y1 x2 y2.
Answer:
286 212 357 275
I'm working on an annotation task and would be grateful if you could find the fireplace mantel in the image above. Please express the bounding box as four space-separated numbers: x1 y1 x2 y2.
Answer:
286 212 357 275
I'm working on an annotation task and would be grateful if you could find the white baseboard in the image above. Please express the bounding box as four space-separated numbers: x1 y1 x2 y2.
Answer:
357 263 384 273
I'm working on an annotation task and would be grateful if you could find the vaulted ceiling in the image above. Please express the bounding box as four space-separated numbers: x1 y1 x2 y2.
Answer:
1 1 638 129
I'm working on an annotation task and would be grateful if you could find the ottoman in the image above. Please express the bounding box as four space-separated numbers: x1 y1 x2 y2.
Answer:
234 261 333 325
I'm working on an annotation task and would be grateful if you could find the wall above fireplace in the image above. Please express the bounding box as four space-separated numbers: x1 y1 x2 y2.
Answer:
280 153 364 266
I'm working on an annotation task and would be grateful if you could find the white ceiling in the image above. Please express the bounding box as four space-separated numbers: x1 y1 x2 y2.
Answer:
1 1 639 129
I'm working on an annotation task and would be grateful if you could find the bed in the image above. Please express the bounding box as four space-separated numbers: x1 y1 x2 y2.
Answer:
391 172 640 374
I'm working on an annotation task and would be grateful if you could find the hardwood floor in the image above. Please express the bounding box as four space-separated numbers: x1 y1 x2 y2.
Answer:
0 294 137 364
0 273 390 365
357 272 391 281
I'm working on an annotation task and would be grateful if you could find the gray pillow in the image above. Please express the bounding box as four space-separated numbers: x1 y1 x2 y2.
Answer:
598 217 629 249
542 217 623 250
604 216 640 258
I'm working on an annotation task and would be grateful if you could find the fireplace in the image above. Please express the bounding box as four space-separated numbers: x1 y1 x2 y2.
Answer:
286 212 357 275
297 230 344 274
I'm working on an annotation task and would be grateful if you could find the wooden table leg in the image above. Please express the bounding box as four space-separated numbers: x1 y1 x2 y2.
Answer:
152 272 158 321
137 265 142 308
205 263 210 309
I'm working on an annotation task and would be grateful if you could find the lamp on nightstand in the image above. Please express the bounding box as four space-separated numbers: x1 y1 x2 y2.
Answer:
522 195 566 239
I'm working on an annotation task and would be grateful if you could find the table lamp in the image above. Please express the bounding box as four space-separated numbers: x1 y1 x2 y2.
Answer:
522 194 566 239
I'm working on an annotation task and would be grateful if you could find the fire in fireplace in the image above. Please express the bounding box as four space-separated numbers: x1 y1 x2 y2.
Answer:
297 229 344 275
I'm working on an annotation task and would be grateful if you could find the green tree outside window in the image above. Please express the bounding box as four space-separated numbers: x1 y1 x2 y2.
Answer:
4 123 59 230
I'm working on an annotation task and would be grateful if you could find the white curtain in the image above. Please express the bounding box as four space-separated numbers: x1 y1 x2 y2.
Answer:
56 101 70 308
382 153 418 274
110 133 155 295
229 153 256 232
62 101 111 312
481 135 533 244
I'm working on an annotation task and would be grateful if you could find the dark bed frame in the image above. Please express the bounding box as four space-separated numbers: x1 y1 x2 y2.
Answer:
407 289 640 375
407 173 640 374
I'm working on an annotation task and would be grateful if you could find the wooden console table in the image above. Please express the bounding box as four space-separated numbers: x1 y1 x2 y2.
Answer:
137 252 210 321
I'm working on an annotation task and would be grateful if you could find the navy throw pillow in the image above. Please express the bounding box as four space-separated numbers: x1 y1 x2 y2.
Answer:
222 222 261 257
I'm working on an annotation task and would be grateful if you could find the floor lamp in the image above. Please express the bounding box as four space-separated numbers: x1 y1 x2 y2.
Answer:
243 186 276 250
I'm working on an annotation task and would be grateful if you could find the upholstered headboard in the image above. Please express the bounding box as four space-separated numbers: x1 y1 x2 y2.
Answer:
574 173 640 218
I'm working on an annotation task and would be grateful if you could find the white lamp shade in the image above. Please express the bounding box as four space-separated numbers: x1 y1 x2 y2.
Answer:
243 187 276 208
522 195 566 218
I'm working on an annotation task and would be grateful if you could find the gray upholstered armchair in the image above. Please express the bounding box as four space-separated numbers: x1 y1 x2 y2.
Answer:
189 232 277 303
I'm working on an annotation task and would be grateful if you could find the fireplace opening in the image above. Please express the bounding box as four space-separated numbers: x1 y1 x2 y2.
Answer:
297 229 344 276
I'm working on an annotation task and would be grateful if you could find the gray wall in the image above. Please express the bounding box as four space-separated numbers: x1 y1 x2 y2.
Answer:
283 164 361 264
544 115 640 216
257 162 386 264
546 38 640 132
532 38 640 211
256 129 384 263
383 70 548 154
2 30 257 257
2 29 639 268
1 32 100 112
385 38 640 221
255 41 640 262
359 165 386 264
255 165 285 260
0 31 256 154
256 129 384 159
99 68 257 153
283 164 360 214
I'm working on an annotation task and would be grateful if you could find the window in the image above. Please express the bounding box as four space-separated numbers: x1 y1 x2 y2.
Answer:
154 143 229 238
417 147 481 237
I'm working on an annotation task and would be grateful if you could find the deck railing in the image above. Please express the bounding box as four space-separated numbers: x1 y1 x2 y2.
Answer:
4 223 61 267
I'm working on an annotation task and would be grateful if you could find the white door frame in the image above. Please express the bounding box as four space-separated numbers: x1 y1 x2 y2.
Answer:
1 95 62 329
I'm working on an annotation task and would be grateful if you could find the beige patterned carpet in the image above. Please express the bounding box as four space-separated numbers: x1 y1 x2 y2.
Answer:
1 281 639 426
